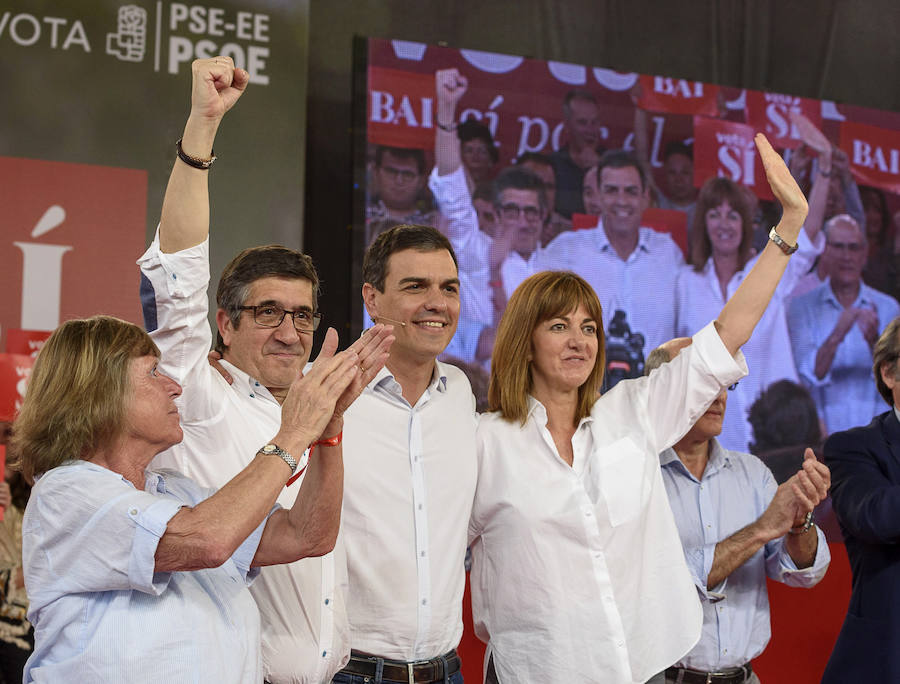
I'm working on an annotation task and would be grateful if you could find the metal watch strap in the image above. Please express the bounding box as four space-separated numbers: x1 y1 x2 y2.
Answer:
259 443 298 474
768 227 798 255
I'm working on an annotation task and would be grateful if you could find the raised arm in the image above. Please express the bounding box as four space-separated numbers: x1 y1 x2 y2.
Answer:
715 134 809 354
159 57 249 253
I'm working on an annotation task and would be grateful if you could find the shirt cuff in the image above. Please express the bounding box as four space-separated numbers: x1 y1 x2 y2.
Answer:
691 321 749 388
128 497 185 595
428 166 472 216
778 526 831 584
232 504 282 585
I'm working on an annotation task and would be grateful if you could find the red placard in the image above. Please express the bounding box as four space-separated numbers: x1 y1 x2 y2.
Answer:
0 158 147 352
637 75 720 116
5 329 51 358
367 67 437 150
744 91 823 150
839 120 900 194
572 208 688 256
693 117 774 201
0 353 34 423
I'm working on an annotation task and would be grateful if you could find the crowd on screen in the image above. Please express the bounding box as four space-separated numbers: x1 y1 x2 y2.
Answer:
365 73 900 451
4 59 900 684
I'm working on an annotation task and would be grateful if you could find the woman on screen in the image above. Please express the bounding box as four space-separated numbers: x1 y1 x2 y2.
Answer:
673 148 831 452
467 134 809 683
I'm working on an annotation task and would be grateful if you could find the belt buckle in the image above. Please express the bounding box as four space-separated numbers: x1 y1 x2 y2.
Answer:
407 662 415 684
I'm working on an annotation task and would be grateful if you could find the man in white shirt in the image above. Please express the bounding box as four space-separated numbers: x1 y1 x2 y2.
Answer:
333 223 477 684
539 150 684 367
140 57 392 684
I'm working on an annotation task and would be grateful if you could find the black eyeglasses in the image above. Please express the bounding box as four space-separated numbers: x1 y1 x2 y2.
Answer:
499 203 542 222
238 305 322 333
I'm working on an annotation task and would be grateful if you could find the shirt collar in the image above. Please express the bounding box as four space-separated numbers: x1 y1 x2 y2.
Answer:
526 395 594 429
370 361 448 395
659 437 729 481
822 277 875 308
593 221 649 255
219 359 277 402
894 405 900 425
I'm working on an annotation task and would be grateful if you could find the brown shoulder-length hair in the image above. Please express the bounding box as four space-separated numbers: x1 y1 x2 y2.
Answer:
488 271 606 426
690 176 757 271
10 316 158 482
873 315 900 406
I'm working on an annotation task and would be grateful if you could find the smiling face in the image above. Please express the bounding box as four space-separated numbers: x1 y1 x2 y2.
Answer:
529 303 599 398
597 165 644 237
123 355 183 455
217 276 315 392
363 248 460 366
705 200 744 257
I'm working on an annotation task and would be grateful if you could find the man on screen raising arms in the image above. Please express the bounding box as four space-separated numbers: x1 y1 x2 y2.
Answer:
140 57 393 684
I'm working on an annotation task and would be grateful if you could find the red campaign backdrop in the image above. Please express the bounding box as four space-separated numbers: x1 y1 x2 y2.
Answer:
637 74 720 116
744 91 823 150
367 38 900 199
5 329 51 358
0 353 34 423
693 117 774 201
839 120 900 195
0 157 147 351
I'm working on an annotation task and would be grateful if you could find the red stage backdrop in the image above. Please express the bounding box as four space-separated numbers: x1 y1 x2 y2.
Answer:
0 157 147 350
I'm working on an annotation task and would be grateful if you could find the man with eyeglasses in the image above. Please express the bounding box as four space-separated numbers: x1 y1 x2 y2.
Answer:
788 214 900 434
644 339 831 684
366 145 436 243
138 57 393 684
539 149 684 365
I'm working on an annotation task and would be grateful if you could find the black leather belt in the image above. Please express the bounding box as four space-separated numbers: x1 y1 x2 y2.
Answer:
342 649 461 683
665 663 753 684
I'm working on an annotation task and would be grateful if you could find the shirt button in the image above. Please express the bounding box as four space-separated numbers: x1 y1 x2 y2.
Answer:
324 598 330 605
322 650 327 657
129 508 138 515
418 504 423 510
249 393 255 398
420 551 426 557
422 599 427 605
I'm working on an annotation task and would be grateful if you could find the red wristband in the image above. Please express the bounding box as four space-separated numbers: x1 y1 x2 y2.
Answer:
285 432 343 487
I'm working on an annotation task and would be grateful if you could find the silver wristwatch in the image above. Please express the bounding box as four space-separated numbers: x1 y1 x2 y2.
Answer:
259 443 298 474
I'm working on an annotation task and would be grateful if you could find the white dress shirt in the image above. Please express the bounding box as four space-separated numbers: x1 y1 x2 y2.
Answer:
341 362 478 660
469 322 747 684
674 227 822 452
536 221 684 357
138 234 349 684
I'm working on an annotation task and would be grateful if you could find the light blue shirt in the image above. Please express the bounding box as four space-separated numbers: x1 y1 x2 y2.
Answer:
788 278 900 434
660 439 830 670
23 461 269 683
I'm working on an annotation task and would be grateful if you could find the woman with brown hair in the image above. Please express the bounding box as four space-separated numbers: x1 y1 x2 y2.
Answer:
674 158 830 453
467 135 810 684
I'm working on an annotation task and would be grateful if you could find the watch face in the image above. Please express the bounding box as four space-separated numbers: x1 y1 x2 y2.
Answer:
262 444 276 454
